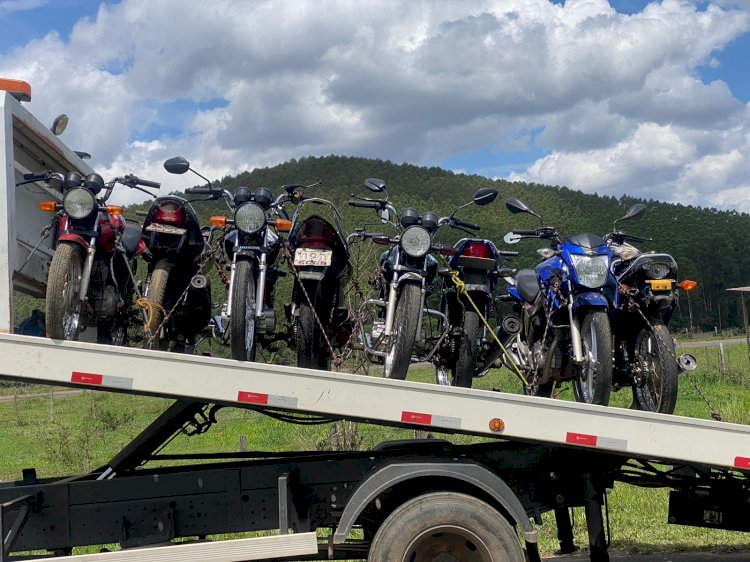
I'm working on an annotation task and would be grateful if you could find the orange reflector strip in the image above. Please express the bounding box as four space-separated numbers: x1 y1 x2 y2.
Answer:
39 201 57 212
489 418 505 432
210 216 227 227
0 78 31 102
275 218 292 232
678 280 698 291
106 205 123 215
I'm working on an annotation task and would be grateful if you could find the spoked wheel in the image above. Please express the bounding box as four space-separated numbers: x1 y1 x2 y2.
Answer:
45 242 84 340
368 492 524 562
632 323 678 414
230 260 257 362
573 311 613 406
384 282 421 380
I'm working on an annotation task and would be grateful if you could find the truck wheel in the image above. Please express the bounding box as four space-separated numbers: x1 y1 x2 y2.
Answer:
368 492 524 562
632 323 678 414
45 241 84 340
573 311 613 406
452 310 480 388
383 282 421 380
143 259 171 350
230 260 257 362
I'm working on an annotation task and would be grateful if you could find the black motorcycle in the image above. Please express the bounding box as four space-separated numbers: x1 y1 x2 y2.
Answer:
606 203 697 413
140 156 216 352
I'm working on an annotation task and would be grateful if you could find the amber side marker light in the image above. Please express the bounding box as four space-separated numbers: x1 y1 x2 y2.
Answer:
0 78 31 102
210 216 227 227
275 218 292 232
39 201 57 212
489 418 505 432
106 205 124 215
679 280 698 291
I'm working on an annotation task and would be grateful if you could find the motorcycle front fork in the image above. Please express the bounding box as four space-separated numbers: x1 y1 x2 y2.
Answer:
227 252 269 327
78 236 97 303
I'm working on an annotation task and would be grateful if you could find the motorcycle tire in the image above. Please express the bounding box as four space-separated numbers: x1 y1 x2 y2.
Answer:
45 241 84 341
573 311 613 406
230 260 258 362
452 310 481 388
632 323 678 414
384 282 421 380
143 259 172 351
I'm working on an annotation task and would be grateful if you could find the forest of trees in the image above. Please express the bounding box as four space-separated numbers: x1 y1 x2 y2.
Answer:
141 154 750 335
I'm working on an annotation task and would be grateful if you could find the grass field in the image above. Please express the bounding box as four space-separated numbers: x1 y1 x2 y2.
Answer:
2 343 750 557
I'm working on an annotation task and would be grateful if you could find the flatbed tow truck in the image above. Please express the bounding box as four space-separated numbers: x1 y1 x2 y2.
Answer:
1 82 749 562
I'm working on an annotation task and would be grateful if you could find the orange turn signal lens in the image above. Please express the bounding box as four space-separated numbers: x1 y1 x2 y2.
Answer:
275 218 292 232
678 280 698 292
489 418 505 432
105 205 123 215
210 216 227 227
39 201 57 212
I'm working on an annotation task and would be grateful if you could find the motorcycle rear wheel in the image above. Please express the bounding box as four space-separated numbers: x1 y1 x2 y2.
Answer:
45 241 84 340
632 323 678 414
384 282 421 380
230 260 257 362
452 310 480 388
143 259 172 350
573 311 613 406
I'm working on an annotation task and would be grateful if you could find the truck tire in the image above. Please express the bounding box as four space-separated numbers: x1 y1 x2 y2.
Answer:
383 282 421 380
452 309 480 388
143 259 171 350
368 491 524 562
573 311 613 406
632 323 678 414
45 241 84 340
230 260 257 362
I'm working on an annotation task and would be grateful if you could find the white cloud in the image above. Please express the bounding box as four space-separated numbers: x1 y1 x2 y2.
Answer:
0 0 47 16
1 0 749 208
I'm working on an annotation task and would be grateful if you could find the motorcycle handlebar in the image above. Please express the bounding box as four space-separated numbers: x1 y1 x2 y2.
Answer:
348 199 381 209
498 250 519 257
454 218 480 231
138 178 160 189
512 229 538 236
185 187 215 195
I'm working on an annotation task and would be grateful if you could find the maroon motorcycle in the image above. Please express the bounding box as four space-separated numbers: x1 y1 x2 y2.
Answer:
29 171 157 343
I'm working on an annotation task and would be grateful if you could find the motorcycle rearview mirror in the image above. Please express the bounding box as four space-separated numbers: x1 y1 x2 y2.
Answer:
164 156 191 175
380 208 391 224
506 197 543 224
614 202 647 230
473 187 497 206
364 178 386 193
51 114 68 136
503 232 522 244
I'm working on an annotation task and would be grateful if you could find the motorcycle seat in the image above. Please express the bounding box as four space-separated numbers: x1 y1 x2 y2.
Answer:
515 269 540 303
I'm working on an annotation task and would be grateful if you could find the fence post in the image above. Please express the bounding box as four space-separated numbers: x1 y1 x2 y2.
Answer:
718 343 725 374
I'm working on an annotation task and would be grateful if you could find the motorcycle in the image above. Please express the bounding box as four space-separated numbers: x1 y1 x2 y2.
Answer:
25 171 156 343
501 198 618 405
348 178 455 380
286 184 352 370
433 187 520 388
209 184 291 361
140 156 218 352
606 203 697 413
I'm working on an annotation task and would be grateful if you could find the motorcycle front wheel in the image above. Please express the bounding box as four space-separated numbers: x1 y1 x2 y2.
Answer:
45 241 84 340
230 260 257 362
143 259 172 350
384 282 421 380
573 311 613 406
632 323 678 414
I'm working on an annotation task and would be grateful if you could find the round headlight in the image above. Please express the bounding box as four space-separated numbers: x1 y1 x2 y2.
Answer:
646 261 672 279
63 188 96 219
235 202 266 234
400 226 431 257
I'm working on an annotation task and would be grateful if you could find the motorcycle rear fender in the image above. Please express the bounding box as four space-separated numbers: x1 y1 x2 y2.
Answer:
57 233 90 250
573 292 609 311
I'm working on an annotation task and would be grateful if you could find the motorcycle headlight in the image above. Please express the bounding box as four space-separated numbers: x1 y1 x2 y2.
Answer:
400 225 431 257
570 255 609 288
646 261 672 279
234 202 266 234
63 188 96 219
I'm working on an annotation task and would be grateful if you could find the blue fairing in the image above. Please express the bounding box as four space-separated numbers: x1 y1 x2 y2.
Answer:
508 285 522 302
574 292 610 309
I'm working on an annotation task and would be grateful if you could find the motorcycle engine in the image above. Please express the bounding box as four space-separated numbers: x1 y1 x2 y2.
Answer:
89 286 120 319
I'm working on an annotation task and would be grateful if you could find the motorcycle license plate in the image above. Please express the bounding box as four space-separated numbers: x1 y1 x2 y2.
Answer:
145 223 187 235
294 248 332 267
647 279 673 291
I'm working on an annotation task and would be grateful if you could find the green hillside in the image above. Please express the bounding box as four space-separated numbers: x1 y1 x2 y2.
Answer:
142 154 750 334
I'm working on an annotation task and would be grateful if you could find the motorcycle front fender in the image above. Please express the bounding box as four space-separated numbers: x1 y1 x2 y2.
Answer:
573 292 610 312
396 272 424 286
57 233 91 250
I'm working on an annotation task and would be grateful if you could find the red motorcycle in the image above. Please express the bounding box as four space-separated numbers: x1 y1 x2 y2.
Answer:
28 171 158 343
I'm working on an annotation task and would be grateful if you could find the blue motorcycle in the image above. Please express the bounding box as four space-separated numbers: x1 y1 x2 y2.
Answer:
501 198 617 405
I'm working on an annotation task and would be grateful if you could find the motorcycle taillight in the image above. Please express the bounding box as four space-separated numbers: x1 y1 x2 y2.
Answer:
154 203 187 226
464 242 492 259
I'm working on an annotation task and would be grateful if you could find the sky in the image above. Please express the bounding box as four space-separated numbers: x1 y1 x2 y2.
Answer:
1 0 750 210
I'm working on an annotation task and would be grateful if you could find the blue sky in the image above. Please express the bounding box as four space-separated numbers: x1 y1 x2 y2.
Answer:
2 0 750 209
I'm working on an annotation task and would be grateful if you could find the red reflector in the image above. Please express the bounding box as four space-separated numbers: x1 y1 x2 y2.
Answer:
154 204 187 226
464 241 492 259
566 432 597 447
238 391 269 405
71 372 103 385
734 457 750 470
401 411 432 425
